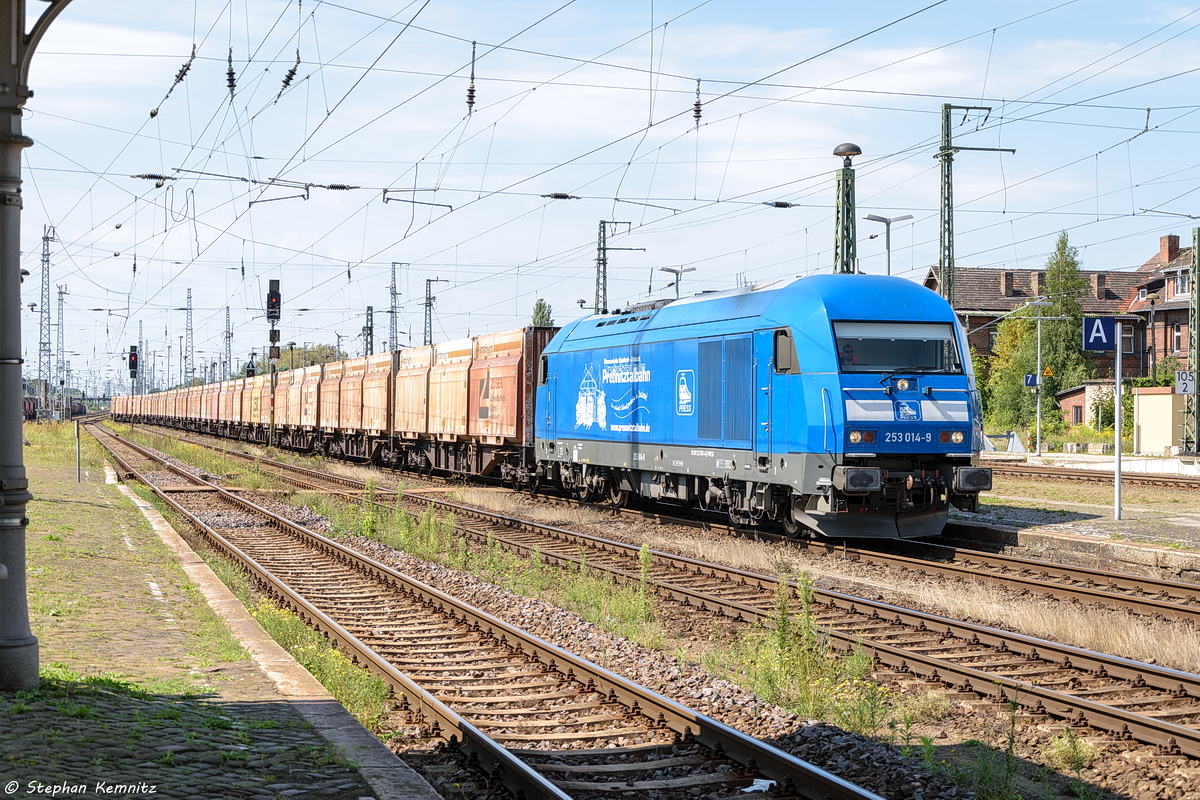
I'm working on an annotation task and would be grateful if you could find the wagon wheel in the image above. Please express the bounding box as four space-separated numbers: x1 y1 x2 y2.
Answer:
576 484 593 502
608 487 629 509
528 474 541 498
728 506 750 530
781 515 802 538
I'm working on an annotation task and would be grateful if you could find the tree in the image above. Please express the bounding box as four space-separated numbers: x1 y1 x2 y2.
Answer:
531 298 554 327
985 232 1095 431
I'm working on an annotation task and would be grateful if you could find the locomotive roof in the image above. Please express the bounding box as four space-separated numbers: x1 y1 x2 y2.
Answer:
547 273 955 351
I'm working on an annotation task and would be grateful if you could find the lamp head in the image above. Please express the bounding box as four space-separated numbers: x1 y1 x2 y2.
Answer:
833 142 862 167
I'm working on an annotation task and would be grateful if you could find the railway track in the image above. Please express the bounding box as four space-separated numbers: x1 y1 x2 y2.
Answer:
161 427 1200 626
109 425 1200 761
90 423 877 800
983 460 1200 492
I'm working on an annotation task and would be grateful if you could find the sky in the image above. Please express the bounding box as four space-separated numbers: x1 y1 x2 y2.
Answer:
16 0 1200 395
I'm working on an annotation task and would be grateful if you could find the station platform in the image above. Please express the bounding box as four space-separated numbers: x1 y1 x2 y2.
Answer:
0 428 440 800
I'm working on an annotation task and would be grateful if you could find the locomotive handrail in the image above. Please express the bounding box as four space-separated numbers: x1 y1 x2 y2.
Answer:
821 386 833 455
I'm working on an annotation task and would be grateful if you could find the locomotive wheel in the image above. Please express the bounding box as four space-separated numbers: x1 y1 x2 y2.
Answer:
781 515 802 538
608 487 629 508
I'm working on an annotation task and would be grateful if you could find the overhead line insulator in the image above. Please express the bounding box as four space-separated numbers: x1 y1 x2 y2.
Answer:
227 48 237 98
467 40 477 113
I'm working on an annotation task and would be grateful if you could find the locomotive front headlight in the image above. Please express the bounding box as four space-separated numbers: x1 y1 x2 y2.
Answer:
951 431 964 444
849 430 862 444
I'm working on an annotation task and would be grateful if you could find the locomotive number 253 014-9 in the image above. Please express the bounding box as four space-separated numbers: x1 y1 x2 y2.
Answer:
883 431 933 444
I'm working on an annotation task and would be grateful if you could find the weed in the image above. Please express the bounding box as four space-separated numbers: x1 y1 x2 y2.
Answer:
41 534 62 542
156 750 176 766
1046 727 1100 799
920 736 938 771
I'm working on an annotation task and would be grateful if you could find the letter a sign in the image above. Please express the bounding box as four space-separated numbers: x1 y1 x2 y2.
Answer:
1082 317 1116 352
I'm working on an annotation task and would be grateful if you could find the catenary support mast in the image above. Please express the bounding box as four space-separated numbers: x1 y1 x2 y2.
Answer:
37 226 53 413
936 105 1014 306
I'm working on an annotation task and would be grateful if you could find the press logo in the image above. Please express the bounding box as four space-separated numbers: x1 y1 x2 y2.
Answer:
676 370 694 416
894 400 921 422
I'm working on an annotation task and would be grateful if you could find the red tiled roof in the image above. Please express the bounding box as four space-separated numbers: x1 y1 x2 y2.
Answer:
922 267 1143 315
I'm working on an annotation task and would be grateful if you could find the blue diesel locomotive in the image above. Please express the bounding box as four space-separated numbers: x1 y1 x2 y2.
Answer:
532 274 991 538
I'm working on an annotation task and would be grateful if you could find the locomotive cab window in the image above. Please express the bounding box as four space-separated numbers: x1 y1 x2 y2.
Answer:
538 355 549 385
773 329 799 373
833 321 963 374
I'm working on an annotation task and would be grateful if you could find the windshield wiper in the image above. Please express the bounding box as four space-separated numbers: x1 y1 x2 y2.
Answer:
878 367 948 384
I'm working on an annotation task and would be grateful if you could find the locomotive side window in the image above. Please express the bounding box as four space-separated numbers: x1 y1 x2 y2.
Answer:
773 329 798 373
833 321 963 374
538 355 549 385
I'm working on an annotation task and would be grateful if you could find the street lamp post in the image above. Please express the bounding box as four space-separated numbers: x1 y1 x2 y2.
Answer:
863 214 913 276
658 267 696 299
287 342 296 371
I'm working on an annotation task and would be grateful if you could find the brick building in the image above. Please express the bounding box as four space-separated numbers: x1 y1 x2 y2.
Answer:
922 233 1194 380
1125 233 1194 377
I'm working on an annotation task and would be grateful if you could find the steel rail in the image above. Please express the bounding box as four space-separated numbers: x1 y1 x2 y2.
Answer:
114 426 1200 757
985 461 1200 492
164 431 1200 628
809 540 1200 626
91 425 880 800
88 425 573 800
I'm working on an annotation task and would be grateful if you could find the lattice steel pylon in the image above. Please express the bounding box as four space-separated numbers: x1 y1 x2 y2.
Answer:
595 220 641 313
38 226 54 411
832 144 860 274
185 288 193 385
936 104 1014 307
55 284 67 413
390 262 404 350
363 306 373 356
423 277 448 346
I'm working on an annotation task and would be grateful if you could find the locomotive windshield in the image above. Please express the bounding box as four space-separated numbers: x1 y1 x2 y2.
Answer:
833 321 963 374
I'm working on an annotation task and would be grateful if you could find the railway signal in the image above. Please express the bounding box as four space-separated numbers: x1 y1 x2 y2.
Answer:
128 346 138 378
266 279 281 321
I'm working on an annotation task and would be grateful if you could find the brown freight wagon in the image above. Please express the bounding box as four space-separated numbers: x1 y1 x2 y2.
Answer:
284 369 303 427
230 379 245 427
320 361 344 432
429 338 473 439
300 365 322 429
219 380 236 425
339 357 368 432
187 385 202 421
258 372 274 427
249 375 265 428
362 353 393 435
468 328 555 445
273 371 292 430
394 345 433 438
